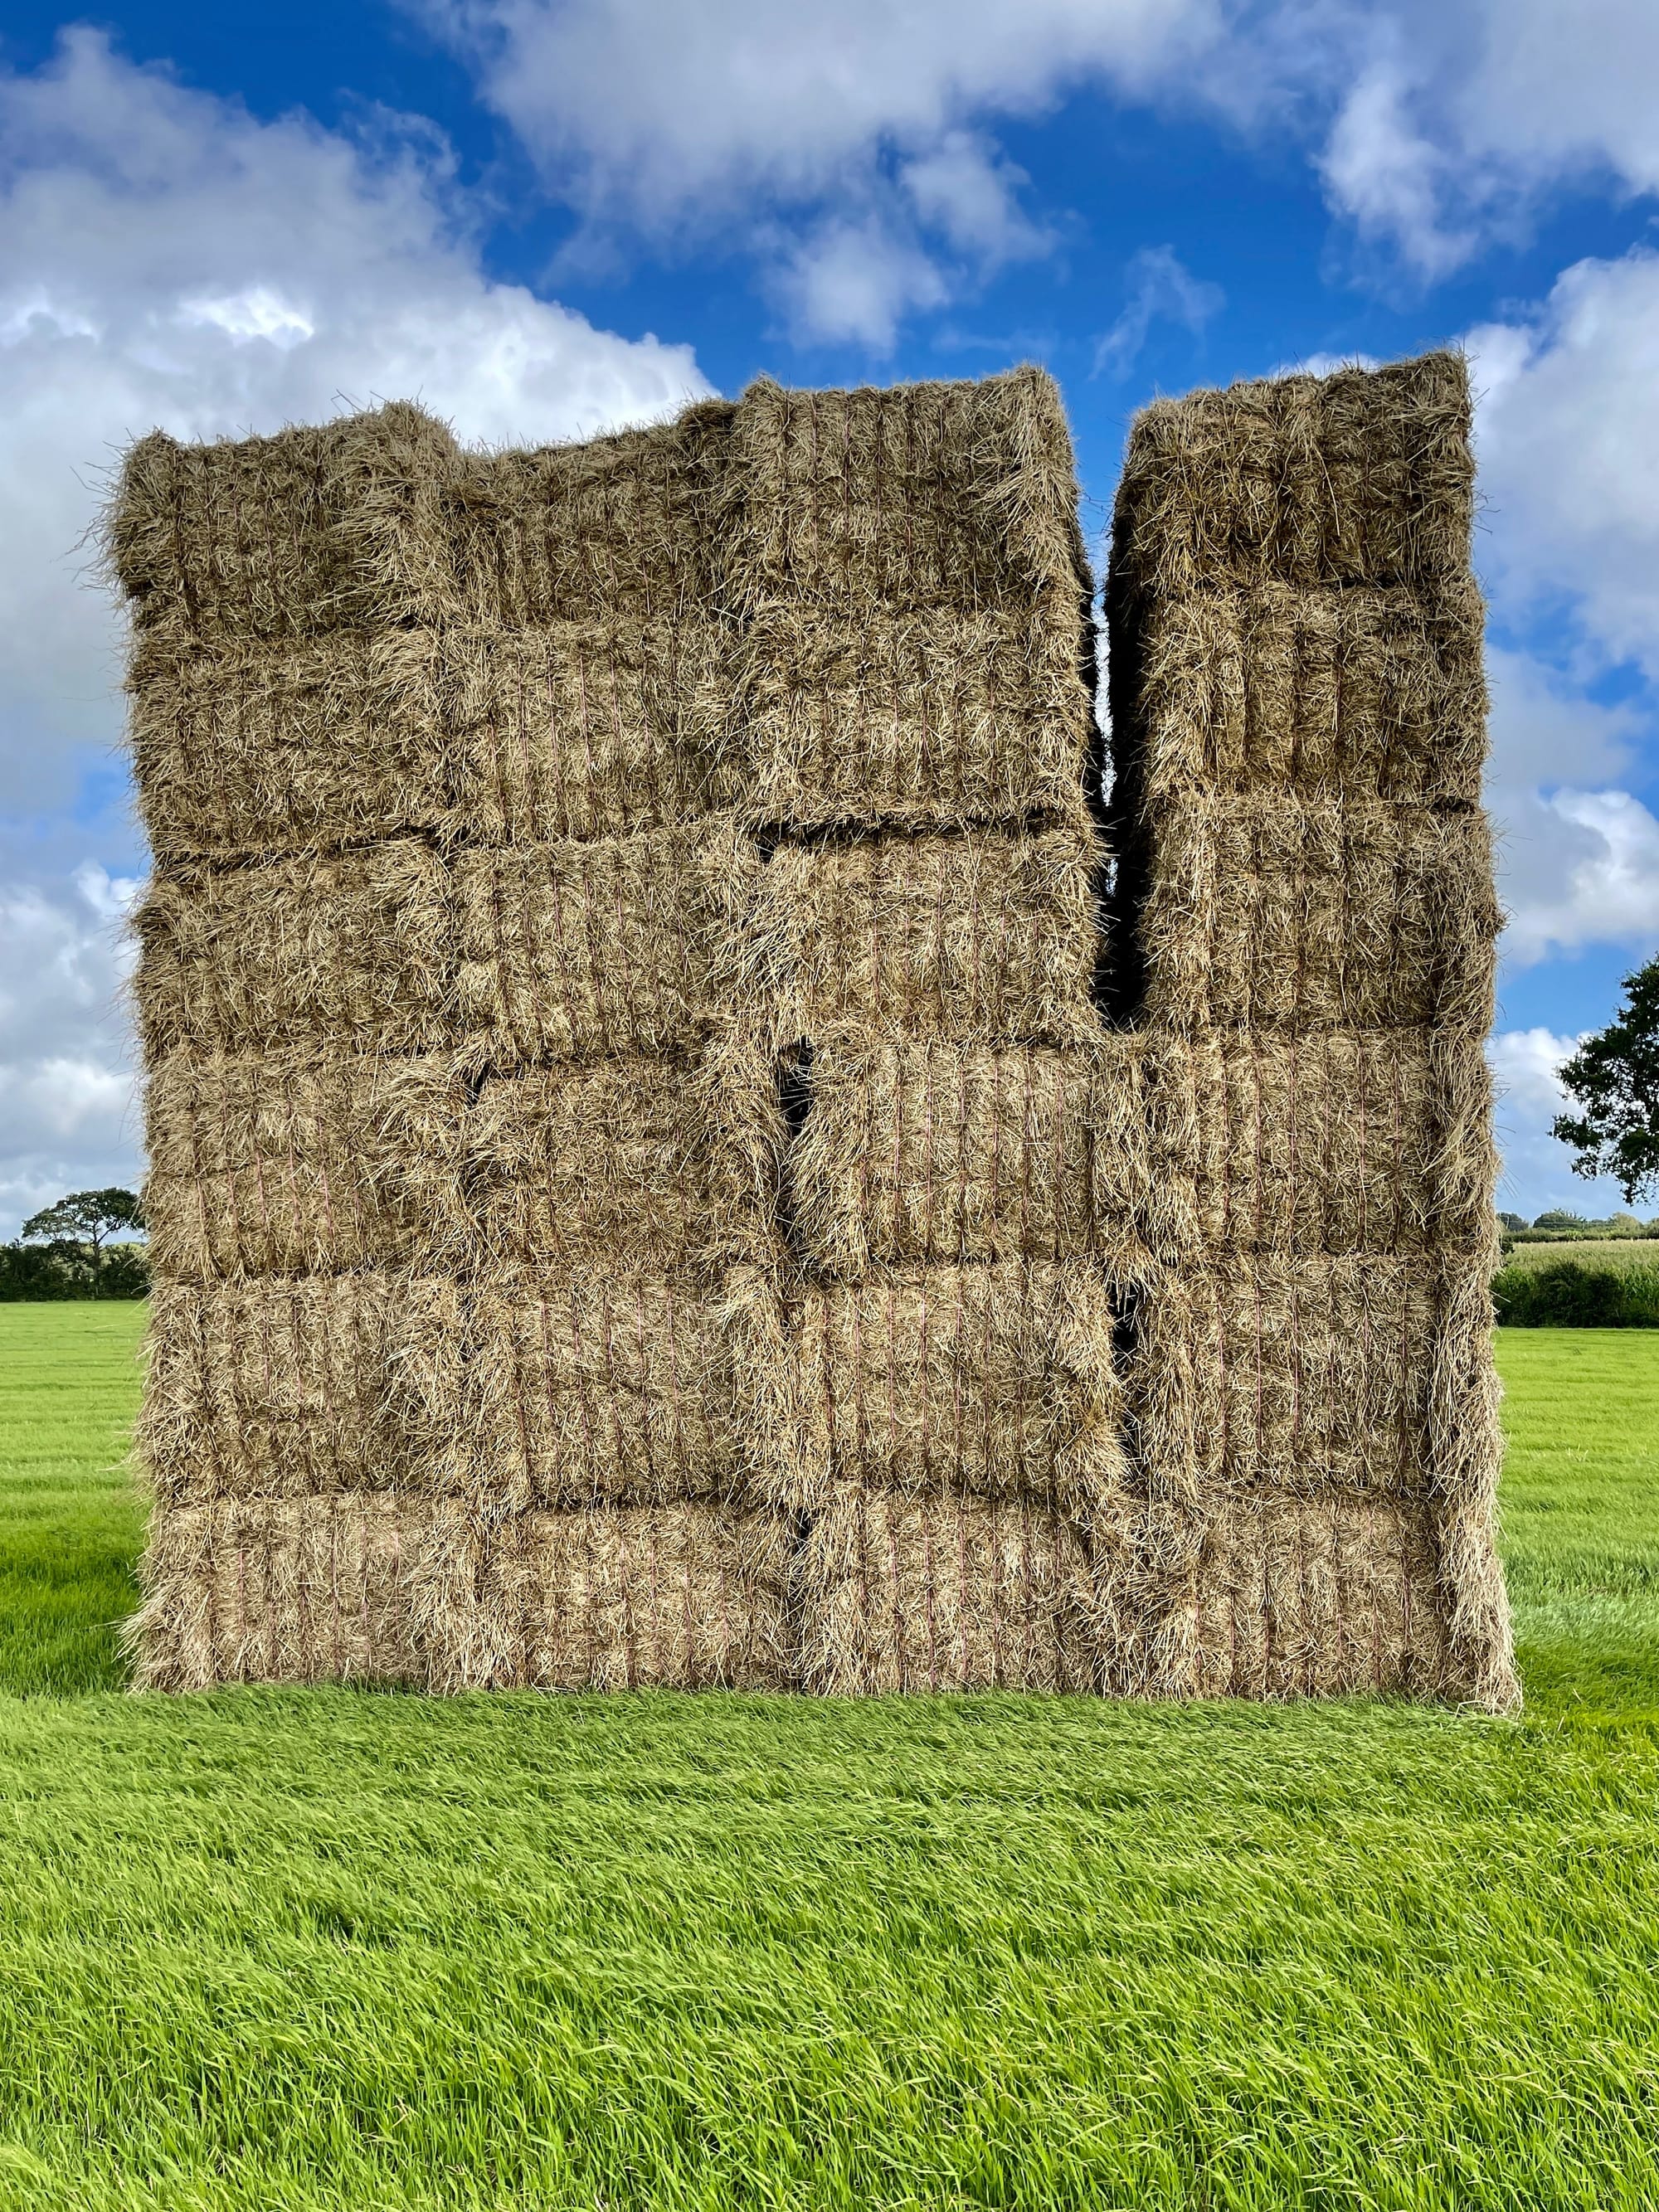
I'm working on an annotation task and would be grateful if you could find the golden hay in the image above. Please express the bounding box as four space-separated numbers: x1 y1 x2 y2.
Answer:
128 628 449 863
1132 1254 1457 1501
788 1031 1153 1271
113 349 1514 1707
729 606 1093 834
128 1490 438 1690
448 401 737 627
790 1259 1129 1514
144 1048 467 1276
454 817 756 1065
723 369 1090 616
1130 577 1486 808
466 1051 746 1271
463 1266 736 1509
459 1500 797 1691
135 839 453 1059
110 402 460 642
797 1483 1098 1694
448 617 737 844
1144 1028 1496 1257
741 825 1104 1048
1184 1492 1453 1699
1106 351 1474 606
138 1272 465 1506
1132 795 1500 1034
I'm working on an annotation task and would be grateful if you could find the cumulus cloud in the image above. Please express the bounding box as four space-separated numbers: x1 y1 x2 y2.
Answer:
0 29 708 1228
1481 645 1659 968
418 0 1214 219
414 0 1224 341
1316 0 1659 276
1486 1027 1637 1220
0 860 142 1237
1469 250 1659 683
1457 260 1659 982
1093 246 1224 377
413 0 1659 309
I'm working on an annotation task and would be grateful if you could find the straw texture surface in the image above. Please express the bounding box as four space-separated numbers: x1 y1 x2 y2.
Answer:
114 349 1511 1704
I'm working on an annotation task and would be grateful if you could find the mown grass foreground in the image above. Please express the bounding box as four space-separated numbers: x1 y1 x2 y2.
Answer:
0 1305 1655 2211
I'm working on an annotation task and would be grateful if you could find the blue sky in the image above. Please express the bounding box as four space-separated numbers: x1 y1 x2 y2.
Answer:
2 0 1658 1229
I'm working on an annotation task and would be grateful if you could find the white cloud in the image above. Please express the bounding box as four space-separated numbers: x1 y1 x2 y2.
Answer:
421 0 1217 218
0 860 142 1237
1093 245 1224 376
1469 250 1659 685
1486 1027 1638 1221
769 216 951 352
0 29 708 1229
416 0 1225 340
1313 0 1659 276
901 133 1052 265
1481 644 1659 970
414 0 1659 309
1500 790 1659 968
0 27 708 813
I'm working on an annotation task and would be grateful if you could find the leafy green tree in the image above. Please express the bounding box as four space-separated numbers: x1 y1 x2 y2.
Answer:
1553 955 1659 1203
18 1189 145 1291
1532 1210 1588 1230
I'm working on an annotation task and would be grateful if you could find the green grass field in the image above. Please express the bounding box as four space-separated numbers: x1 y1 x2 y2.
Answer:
1501 1237 1659 1271
0 1305 1655 2211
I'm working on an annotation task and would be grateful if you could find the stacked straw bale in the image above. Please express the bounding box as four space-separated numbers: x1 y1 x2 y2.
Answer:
715 374 1137 1692
112 348 1514 1706
1106 352 1515 1709
115 395 791 1690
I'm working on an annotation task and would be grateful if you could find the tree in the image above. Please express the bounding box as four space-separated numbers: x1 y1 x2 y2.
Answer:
19 1189 145 1291
1552 955 1659 1203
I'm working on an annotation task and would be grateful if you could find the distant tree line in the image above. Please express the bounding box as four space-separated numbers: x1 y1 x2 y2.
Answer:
0 1190 148 1300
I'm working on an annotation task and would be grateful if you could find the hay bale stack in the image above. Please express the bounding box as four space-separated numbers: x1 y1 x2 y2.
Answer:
720 372 1128 1693
117 398 781 1690
1106 352 1515 1709
115 348 1512 1706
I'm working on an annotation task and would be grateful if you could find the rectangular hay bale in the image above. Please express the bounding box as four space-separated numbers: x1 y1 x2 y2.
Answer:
1146 1029 1496 1255
1185 1492 1452 1699
450 618 737 843
454 819 755 1065
1129 579 1486 807
798 1482 1099 1694
448 401 737 626
139 1274 464 1505
752 826 1104 1046
136 839 453 1059
790 1033 1152 1271
110 402 461 642
465 1267 736 1508
1134 1253 1493 1502
731 606 1093 833
1107 352 1475 605
726 368 1089 617
474 1501 796 1689
1134 797 1499 1034
466 1052 746 1271
129 628 450 863
793 1259 1127 1511
144 1048 467 1276
129 1490 438 1690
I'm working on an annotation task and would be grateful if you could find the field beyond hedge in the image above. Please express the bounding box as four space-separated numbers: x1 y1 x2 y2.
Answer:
0 1305 1656 2210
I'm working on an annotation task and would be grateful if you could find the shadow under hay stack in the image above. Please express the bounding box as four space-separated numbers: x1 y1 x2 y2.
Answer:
111 352 1516 1709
